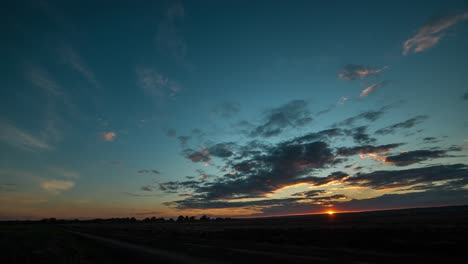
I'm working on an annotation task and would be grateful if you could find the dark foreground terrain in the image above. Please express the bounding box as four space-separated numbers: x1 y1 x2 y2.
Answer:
1 205 468 263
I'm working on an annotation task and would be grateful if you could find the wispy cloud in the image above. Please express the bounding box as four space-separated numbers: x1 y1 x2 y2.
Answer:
101 131 117 142
27 67 62 96
211 101 240 119
40 179 75 193
360 81 387 97
250 100 313 137
136 67 181 98
338 64 385 81
403 12 468 55
59 46 100 88
375 115 428 135
156 2 188 67
48 167 80 179
0 121 51 152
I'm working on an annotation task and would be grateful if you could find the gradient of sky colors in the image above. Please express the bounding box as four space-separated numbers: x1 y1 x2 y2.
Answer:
1 0 468 220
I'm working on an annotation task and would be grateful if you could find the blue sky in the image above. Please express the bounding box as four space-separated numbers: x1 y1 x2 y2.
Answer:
1 0 468 219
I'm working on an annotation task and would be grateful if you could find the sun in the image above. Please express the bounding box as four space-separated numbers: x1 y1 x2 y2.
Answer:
327 210 335 215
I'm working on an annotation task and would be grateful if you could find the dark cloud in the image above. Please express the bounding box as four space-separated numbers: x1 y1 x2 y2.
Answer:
291 189 326 197
336 143 403 156
422 137 438 143
183 148 210 163
385 149 448 166
335 110 384 127
166 128 176 137
165 194 347 210
191 128 202 134
208 143 235 158
250 100 313 137
182 143 237 163
164 141 344 203
337 190 468 213
140 186 153 192
375 115 428 135
338 64 383 80
123 192 159 197
138 169 160 174
347 126 376 144
345 164 468 190
212 102 240 118
463 92 468 100
287 128 344 144
177 136 190 147
0 183 16 192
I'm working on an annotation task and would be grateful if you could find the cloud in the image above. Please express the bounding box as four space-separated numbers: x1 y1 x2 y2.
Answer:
136 67 181 98
123 192 160 197
183 148 211 163
140 186 153 192
463 92 468 100
403 12 468 55
345 164 468 190
360 81 388 97
40 180 75 193
177 136 190 147
250 100 313 137
0 121 51 152
287 128 345 144
166 141 338 201
336 189 468 213
156 2 188 66
384 149 449 166
166 128 177 138
137 169 160 174
27 67 62 96
422 137 438 143
59 46 99 88
165 194 347 210
336 143 403 156
208 143 236 158
101 131 116 142
0 183 16 192
334 110 385 127
375 115 428 135
211 102 240 119
346 126 376 144
291 189 326 197
338 64 384 80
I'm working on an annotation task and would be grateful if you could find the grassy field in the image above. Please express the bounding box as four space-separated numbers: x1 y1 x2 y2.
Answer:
1 205 467 263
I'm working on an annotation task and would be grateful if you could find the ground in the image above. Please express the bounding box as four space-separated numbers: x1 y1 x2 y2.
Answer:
1 205 467 263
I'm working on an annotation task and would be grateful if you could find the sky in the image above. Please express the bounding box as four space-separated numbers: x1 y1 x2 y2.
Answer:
1 0 468 220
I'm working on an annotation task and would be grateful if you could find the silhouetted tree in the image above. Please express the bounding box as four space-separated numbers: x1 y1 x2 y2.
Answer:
200 215 210 221
177 215 185 222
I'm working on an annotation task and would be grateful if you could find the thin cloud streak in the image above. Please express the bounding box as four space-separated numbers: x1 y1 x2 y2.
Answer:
360 81 387 97
59 46 100 88
0 121 52 152
40 179 75 193
403 12 468 55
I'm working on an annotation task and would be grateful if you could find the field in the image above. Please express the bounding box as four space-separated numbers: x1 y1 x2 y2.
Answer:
1 205 467 263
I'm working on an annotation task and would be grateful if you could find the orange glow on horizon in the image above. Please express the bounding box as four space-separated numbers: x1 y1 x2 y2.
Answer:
327 210 335 215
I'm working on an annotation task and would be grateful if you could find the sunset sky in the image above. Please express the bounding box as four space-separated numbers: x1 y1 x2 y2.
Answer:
1 0 468 220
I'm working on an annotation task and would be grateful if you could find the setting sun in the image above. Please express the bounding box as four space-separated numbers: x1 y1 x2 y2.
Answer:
327 210 335 215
